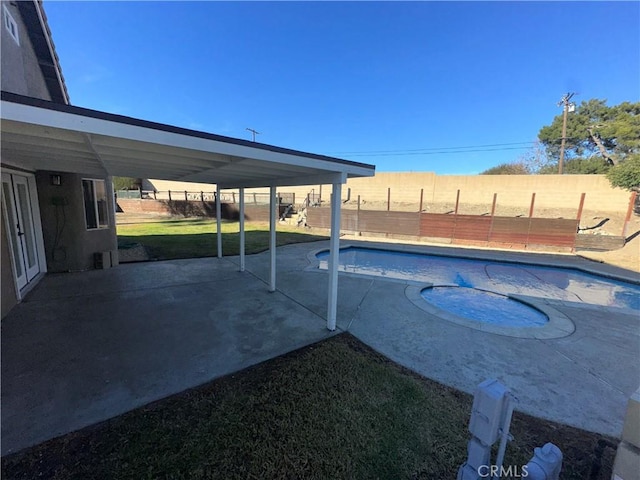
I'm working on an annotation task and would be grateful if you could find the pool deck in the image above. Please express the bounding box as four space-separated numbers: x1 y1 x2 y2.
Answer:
245 239 639 438
2 238 638 454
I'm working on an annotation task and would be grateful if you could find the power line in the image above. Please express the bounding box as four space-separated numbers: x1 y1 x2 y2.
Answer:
325 137 584 158
328 141 536 155
343 146 534 157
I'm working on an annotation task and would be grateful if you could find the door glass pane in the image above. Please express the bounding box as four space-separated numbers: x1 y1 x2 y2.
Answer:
2 181 23 277
95 180 108 228
16 183 36 268
82 179 97 229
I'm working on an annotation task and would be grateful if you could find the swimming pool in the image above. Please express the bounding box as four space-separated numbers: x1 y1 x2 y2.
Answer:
315 246 640 316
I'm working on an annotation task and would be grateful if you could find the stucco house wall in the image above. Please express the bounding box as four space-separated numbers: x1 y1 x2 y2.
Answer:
1 0 117 318
0 1 51 100
35 172 117 272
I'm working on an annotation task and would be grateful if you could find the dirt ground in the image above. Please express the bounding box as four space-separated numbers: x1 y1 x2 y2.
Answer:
580 234 640 273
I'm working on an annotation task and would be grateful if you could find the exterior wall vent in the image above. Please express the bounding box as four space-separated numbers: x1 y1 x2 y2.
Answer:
3 6 20 46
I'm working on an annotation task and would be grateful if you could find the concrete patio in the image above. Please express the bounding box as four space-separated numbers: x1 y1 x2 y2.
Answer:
2 239 639 455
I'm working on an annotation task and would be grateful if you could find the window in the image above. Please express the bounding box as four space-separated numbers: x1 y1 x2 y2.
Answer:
3 6 19 46
82 179 109 230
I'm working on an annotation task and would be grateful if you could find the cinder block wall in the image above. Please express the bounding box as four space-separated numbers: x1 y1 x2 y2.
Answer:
430 174 628 210
146 172 632 213
342 172 437 204
342 173 630 212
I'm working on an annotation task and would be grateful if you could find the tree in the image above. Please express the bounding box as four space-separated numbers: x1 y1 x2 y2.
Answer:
538 99 640 168
539 157 611 175
480 162 530 175
113 177 140 191
518 140 552 173
606 154 640 191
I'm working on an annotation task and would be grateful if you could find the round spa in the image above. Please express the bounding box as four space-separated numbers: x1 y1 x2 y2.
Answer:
420 286 548 327
314 246 639 337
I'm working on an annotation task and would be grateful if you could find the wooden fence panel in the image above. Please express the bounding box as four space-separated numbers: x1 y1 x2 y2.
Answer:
341 210 359 231
358 211 419 235
527 218 578 247
419 213 456 238
309 208 579 249
574 234 625 251
307 207 330 228
306 208 359 230
452 215 492 241
489 217 531 244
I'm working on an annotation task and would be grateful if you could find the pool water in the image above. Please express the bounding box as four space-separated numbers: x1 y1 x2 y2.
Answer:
421 287 549 327
316 247 640 315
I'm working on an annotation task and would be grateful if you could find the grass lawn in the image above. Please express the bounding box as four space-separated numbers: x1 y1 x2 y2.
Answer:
1 334 616 480
117 218 328 260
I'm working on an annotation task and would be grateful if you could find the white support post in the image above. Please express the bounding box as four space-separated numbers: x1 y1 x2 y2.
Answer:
216 185 222 258
239 187 245 272
107 175 117 227
269 185 277 292
327 182 342 330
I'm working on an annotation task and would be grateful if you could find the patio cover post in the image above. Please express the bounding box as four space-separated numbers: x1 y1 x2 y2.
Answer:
269 185 277 292
327 182 342 331
239 187 245 272
216 185 222 258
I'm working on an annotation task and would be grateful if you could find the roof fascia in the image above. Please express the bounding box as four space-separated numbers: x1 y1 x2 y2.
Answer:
1 95 376 178
218 172 348 189
1 92 375 174
16 1 69 104
33 0 69 104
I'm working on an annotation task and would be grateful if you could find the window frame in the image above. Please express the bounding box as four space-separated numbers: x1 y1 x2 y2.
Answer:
82 178 109 230
3 6 19 46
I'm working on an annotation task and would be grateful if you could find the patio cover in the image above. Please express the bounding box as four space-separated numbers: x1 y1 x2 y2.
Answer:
0 92 374 187
1 91 375 328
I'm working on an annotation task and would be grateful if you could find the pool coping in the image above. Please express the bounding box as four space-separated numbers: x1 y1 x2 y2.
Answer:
306 240 640 285
304 240 638 339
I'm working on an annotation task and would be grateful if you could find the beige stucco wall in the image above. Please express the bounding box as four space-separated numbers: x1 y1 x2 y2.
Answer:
0 0 52 100
148 172 630 213
344 173 630 212
143 179 218 194
429 174 628 210
36 172 117 272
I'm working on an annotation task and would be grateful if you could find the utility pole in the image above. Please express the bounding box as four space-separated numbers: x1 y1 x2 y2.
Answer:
246 128 260 142
557 92 575 174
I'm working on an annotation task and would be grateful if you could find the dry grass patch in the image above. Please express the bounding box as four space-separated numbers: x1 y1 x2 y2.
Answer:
2 334 617 480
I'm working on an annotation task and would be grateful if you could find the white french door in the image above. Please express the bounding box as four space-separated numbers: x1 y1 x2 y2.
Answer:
2 173 41 290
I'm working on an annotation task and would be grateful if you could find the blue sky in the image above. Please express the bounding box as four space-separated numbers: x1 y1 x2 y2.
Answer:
45 1 639 174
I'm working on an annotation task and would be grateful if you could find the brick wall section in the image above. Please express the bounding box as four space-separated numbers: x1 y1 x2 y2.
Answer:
117 199 284 222
117 199 222 217
117 199 168 214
